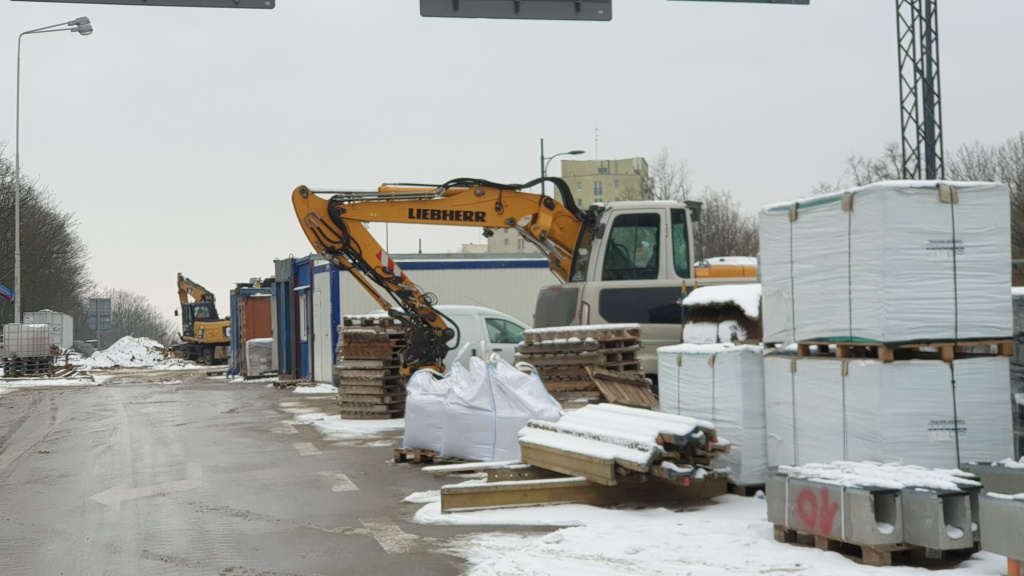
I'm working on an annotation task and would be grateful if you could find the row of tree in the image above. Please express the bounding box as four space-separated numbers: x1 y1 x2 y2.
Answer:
0 147 175 347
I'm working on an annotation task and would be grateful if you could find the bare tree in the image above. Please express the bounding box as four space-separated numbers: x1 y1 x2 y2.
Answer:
83 287 177 346
693 187 759 260
649 147 692 202
0 146 93 327
846 141 902 186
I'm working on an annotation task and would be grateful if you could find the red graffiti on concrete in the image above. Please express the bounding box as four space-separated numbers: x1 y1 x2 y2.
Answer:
795 486 840 535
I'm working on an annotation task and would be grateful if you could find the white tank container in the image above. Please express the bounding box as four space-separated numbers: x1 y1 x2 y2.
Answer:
23 309 74 349
1 324 53 358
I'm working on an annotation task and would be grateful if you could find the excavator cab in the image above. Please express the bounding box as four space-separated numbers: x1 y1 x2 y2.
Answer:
181 302 220 337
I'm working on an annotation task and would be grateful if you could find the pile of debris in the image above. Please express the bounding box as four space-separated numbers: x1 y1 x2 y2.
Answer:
516 324 656 407
335 315 407 419
434 403 730 512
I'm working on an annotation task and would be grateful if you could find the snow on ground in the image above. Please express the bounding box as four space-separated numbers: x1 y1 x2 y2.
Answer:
0 376 97 395
72 336 195 370
412 492 1004 576
292 383 337 394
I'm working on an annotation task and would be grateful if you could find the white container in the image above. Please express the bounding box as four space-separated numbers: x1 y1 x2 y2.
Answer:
23 309 74 349
759 180 1012 344
764 354 1013 470
658 343 767 486
2 324 53 358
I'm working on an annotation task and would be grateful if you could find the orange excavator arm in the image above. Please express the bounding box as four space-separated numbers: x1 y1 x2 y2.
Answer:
291 177 591 372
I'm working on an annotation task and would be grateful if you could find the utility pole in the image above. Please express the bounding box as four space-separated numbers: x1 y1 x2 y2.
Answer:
896 0 944 180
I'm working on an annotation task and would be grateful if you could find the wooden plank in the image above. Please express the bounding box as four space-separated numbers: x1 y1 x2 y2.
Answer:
440 474 723 513
336 383 405 395
519 441 618 486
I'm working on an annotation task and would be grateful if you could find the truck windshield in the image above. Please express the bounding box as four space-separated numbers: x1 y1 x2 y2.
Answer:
601 213 660 281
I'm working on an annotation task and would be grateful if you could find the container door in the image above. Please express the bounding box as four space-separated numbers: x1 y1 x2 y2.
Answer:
313 270 334 383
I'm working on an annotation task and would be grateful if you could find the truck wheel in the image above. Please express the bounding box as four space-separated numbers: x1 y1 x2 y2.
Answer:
202 348 214 365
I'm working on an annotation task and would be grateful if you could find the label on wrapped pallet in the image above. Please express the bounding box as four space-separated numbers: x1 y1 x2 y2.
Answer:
928 418 966 442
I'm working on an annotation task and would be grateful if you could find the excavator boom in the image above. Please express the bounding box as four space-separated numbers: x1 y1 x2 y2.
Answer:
291 178 591 372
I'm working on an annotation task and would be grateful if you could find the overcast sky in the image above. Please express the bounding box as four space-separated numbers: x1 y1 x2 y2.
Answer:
2 0 1023 326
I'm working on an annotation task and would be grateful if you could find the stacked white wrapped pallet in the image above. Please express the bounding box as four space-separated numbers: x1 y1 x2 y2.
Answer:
759 181 1011 344
764 354 1013 469
658 343 767 486
244 338 273 377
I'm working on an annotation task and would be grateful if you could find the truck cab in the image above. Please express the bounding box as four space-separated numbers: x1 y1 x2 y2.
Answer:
535 201 740 377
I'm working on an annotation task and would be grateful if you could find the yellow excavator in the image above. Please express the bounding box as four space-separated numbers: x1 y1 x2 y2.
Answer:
291 176 755 376
174 273 231 364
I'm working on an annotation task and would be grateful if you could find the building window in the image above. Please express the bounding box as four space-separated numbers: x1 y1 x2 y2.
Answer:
594 181 603 196
504 238 509 246
517 239 525 250
577 198 583 207
614 180 619 189
598 167 609 175
576 181 582 192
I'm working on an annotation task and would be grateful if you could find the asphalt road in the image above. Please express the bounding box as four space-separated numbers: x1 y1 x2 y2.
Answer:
0 370 535 576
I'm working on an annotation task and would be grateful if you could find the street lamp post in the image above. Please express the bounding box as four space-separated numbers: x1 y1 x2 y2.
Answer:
14 17 93 323
539 138 584 197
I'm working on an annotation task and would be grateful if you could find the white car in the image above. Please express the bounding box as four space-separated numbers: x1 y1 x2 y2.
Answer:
434 305 530 370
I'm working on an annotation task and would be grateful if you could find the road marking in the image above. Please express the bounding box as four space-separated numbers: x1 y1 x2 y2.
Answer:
293 442 321 456
271 424 297 434
91 461 203 511
359 517 420 554
319 471 359 492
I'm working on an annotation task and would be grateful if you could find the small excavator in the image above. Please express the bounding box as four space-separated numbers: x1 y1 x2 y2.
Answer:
174 272 231 364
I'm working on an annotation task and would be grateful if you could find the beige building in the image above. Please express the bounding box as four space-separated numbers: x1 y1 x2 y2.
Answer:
472 156 651 255
559 157 651 208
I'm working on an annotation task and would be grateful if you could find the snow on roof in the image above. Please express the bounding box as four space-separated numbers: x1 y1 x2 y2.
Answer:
1012 286 1024 297
761 180 1005 213
990 456 1024 469
660 342 763 355
778 461 981 491
682 283 761 319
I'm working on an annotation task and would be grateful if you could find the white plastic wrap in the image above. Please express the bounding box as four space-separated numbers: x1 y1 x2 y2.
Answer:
440 356 561 462
760 181 1012 344
244 338 273 377
657 343 767 486
764 354 1013 469
403 367 460 452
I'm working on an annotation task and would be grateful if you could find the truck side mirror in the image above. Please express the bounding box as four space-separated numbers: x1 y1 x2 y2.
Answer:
596 222 606 239
685 200 703 223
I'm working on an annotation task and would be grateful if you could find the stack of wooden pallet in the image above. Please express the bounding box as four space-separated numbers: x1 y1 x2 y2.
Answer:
516 323 655 406
335 315 408 419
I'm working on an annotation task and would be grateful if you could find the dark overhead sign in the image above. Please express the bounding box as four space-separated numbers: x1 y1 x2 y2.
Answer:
12 0 274 8
421 0 612 21
669 0 808 4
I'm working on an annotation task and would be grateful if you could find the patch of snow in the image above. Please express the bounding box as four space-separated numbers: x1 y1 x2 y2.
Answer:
403 490 440 504
308 414 404 443
682 283 762 320
292 383 337 394
994 456 1024 469
778 461 981 491
415 495 1005 576
986 492 1024 501
946 525 965 540
1012 286 1024 297
72 336 193 370
0 377 97 395
877 522 895 535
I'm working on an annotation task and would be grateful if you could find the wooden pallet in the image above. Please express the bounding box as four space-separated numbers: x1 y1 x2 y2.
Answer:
773 525 912 566
340 409 404 420
343 315 404 329
795 339 1014 363
393 448 462 464
1 356 55 377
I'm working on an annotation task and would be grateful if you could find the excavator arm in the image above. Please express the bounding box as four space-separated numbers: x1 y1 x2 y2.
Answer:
177 273 217 305
291 177 592 373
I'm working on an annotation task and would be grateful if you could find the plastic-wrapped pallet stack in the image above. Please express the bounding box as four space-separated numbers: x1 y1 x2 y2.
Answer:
658 343 767 487
759 180 1014 469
